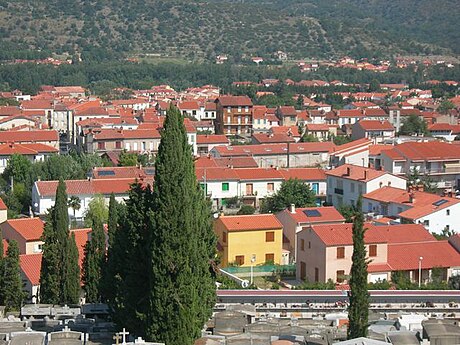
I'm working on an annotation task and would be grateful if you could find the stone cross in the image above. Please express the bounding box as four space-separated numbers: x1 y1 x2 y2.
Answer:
113 333 121 345
63 325 70 332
120 328 130 344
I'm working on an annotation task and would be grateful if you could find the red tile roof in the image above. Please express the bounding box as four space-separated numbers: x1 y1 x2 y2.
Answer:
311 223 384 246
369 144 394 156
20 253 42 285
0 143 58 155
278 168 326 181
212 142 335 157
0 130 59 143
92 166 152 179
35 178 152 197
252 133 296 144
177 101 200 110
217 96 253 107
233 168 284 181
0 197 7 210
196 135 229 145
5 218 44 241
388 241 460 270
337 109 364 118
356 120 394 131
91 128 161 140
195 167 239 181
332 138 372 154
383 141 460 162
217 214 282 232
363 108 387 117
282 206 345 224
325 164 388 182
21 100 53 110
278 106 296 116
213 157 259 168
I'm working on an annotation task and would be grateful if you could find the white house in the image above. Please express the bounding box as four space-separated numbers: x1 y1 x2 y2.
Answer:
329 138 372 167
351 120 395 143
0 143 58 173
363 186 460 234
326 164 407 207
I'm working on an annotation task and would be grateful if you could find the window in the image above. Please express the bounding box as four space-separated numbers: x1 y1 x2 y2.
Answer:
97 142 105 150
290 116 296 122
337 247 345 259
133 142 138 151
350 183 355 193
222 183 229 191
369 245 377 257
423 220 430 226
358 185 363 194
115 141 122 149
301 239 305 251
222 232 227 243
235 255 244 265
267 183 274 192
447 209 450 216
265 253 275 263
142 141 146 151
227 107 231 113
314 267 319 282
238 106 242 113
245 183 253 195
308 241 311 249
336 270 345 283
266 231 275 242
245 106 249 113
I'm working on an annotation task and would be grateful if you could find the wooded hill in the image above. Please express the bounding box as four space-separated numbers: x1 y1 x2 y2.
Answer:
0 0 458 61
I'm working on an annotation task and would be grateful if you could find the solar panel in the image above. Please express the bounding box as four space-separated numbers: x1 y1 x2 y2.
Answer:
97 170 115 176
432 199 449 207
303 209 321 217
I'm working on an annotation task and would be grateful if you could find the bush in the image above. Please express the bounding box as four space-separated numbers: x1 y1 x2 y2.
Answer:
237 205 255 215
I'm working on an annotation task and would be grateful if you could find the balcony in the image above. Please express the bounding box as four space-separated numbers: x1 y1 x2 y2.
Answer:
334 188 344 195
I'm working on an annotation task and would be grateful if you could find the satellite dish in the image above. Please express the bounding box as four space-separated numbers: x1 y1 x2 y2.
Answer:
241 280 249 288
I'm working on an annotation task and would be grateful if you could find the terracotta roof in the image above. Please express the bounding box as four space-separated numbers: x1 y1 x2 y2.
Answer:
212 142 335 157
233 168 284 181
337 109 364 118
71 228 91 269
217 214 282 232
277 106 296 116
0 143 58 155
177 101 200 110
310 223 385 246
195 167 239 181
388 241 460 270
217 96 252 107
4 218 44 241
383 141 460 161
92 166 153 179
75 106 109 116
0 106 22 116
305 124 331 131
278 168 326 181
2 239 8 256
369 144 394 156
326 164 388 182
213 157 259 168
0 130 58 143
196 135 229 145
332 138 372 154
0 197 7 210
428 123 455 131
21 100 53 110
270 126 301 137
35 178 152 197
356 120 394 131
363 108 387 117
252 133 296 144
20 253 42 285
283 206 345 224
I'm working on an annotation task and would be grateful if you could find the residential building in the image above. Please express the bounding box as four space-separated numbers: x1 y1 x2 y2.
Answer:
326 164 407 207
351 120 395 143
215 96 253 136
214 214 284 267
196 134 229 156
296 223 460 283
329 138 372 167
363 186 460 234
0 143 58 173
381 141 460 190
336 109 365 127
275 106 297 126
276 205 345 262
1 218 45 255
20 253 42 303
0 129 59 149
0 198 7 224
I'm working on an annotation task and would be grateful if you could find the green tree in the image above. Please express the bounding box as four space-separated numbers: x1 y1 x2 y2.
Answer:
63 232 81 304
68 196 81 219
347 197 369 339
84 195 108 227
300 133 319 142
237 204 256 215
118 150 139 166
438 100 454 114
368 79 380 92
261 178 316 213
0 231 4 305
82 214 106 303
0 240 25 311
399 114 428 136
2 153 33 186
147 105 216 344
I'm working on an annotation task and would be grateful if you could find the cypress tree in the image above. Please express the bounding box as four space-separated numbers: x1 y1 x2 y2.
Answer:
62 233 81 304
82 215 106 303
1 240 25 311
347 197 370 339
0 231 4 305
147 106 216 344
39 208 61 304
111 183 153 335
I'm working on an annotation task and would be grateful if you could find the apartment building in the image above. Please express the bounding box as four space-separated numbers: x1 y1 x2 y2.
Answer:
215 96 253 136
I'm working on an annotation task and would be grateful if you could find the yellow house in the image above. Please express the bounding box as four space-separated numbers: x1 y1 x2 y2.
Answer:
214 214 283 267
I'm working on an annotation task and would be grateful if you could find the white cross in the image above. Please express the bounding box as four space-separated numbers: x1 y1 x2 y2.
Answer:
63 325 70 332
120 328 130 344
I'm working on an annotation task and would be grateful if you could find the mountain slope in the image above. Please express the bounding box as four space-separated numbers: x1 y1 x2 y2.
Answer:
0 0 458 61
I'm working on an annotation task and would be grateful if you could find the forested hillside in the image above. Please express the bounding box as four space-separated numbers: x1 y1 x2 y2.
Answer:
0 0 458 61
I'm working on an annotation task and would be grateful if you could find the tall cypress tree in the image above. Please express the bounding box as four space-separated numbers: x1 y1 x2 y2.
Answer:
0 231 5 305
348 197 369 339
82 215 106 303
1 240 25 311
147 106 216 344
40 179 80 304
40 208 61 304
111 183 153 335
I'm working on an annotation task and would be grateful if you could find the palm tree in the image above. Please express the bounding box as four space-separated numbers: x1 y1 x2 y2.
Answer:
68 196 81 219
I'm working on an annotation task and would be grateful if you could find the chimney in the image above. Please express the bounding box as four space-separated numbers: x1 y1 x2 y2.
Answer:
290 204 296 213
409 192 415 204
346 167 351 176
364 170 368 180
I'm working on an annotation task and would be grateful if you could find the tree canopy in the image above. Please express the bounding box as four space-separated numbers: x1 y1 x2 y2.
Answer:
261 178 316 213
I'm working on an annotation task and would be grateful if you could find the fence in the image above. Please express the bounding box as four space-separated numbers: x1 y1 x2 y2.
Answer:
222 264 296 277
